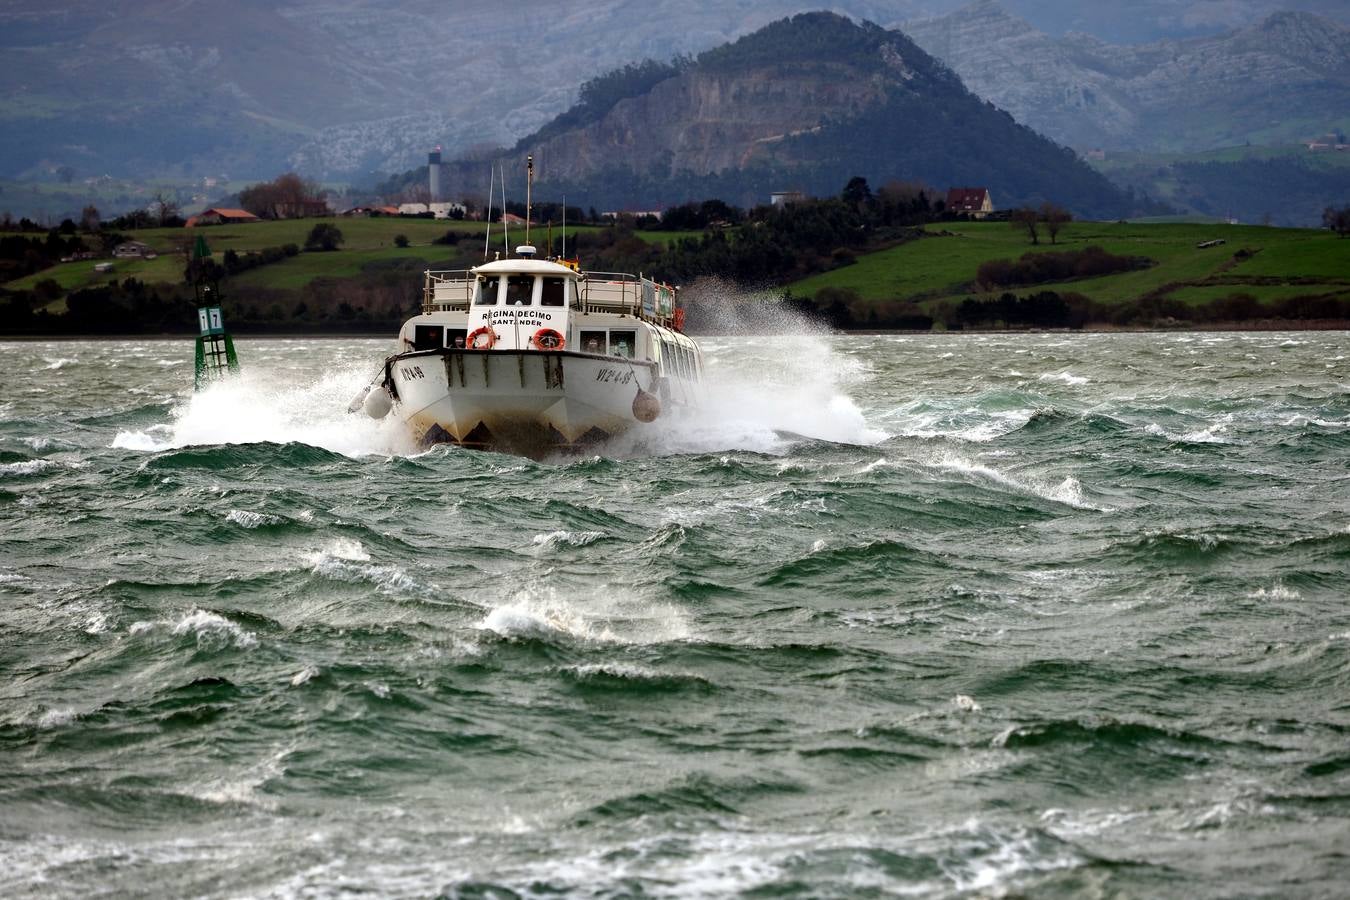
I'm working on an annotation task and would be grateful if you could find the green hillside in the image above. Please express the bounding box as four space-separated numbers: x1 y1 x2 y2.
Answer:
787 221 1350 316
3 218 598 295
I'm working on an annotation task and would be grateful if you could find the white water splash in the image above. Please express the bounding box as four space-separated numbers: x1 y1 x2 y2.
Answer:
0 459 59 477
928 453 1108 511
112 363 416 457
130 608 258 650
532 530 605 550
225 509 283 529
480 582 689 645
304 539 417 595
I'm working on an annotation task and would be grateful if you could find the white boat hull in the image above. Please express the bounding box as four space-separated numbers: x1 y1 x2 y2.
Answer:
386 349 663 452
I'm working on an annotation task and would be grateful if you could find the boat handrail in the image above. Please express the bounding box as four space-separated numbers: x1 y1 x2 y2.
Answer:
420 267 680 329
422 269 473 312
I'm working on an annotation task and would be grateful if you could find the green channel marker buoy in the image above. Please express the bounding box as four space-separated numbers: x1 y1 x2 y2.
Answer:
194 304 239 390
189 235 239 390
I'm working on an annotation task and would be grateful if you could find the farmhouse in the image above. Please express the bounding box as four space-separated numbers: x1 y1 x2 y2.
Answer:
342 205 401 217
113 240 157 259
946 187 994 219
185 208 261 227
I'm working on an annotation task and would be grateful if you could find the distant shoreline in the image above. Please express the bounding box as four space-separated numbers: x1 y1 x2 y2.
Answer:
4 321 1348 341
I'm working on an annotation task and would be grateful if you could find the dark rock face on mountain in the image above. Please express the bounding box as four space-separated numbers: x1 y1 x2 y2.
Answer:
441 13 1136 218
903 1 1350 151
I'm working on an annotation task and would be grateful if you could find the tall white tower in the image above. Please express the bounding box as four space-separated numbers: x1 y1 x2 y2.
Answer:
428 146 442 202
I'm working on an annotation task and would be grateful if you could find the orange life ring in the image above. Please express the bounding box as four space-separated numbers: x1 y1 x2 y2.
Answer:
531 328 566 351
467 327 496 350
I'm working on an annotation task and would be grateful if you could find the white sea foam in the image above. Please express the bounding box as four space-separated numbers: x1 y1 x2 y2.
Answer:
481 582 689 645
290 665 320 686
1143 421 1230 444
532 530 605 550
1038 371 1089 386
953 694 982 712
1248 584 1300 601
0 459 58 477
606 305 886 456
193 745 290 809
930 453 1108 511
307 551 416 594
131 608 258 649
43 357 76 370
563 662 664 681
311 537 370 563
225 509 282 529
112 423 174 451
112 365 417 458
889 402 1039 443
37 707 76 729
446 821 1082 898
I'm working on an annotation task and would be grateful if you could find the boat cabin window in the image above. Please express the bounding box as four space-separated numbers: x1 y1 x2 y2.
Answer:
580 330 606 354
505 275 534 306
413 324 444 351
474 276 500 305
610 329 636 359
541 277 566 307
448 328 467 349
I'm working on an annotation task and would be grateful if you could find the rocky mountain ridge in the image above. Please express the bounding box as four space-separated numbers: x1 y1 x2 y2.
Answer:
902 1 1350 151
436 13 1137 218
5 1 1349 180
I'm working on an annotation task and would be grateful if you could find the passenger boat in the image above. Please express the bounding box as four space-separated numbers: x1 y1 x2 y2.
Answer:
354 249 704 456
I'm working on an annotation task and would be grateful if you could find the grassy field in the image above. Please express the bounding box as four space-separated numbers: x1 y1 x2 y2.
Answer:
7 216 1347 319
787 221 1350 310
3 216 710 297
2 217 601 294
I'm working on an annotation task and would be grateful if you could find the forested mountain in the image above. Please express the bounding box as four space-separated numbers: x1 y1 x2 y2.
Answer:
433 13 1138 218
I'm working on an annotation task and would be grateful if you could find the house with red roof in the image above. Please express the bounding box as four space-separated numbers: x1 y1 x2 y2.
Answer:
185 207 261 227
946 187 994 219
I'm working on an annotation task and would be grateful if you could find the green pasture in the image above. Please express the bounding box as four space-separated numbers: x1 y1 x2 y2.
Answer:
787 221 1345 308
1 217 610 294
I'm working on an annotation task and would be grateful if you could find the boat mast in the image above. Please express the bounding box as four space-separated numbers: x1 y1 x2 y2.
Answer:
483 165 495 260
525 154 533 247
500 163 509 255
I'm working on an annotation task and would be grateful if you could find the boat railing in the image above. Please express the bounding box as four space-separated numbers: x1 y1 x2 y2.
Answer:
421 267 679 329
579 272 677 328
422 269 474 312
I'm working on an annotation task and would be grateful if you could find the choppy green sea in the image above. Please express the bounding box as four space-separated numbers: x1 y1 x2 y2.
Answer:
2 331 1348 898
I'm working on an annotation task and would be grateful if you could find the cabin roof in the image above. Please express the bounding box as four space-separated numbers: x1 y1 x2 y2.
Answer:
471 258 579 277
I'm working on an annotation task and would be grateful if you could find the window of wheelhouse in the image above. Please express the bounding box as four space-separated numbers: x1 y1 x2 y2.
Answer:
610 329 636 359
413 324 443 351
474 275 500 305
541 277 566 307
505 275 534 306
580 330 606 354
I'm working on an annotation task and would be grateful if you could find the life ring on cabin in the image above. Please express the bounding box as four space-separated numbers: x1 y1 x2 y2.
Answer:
466 327 496 350
531 328 566 351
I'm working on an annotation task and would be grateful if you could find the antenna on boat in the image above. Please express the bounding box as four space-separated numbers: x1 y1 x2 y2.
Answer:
483 164 495 261
525 155 533 247
499 163 509 256
561 193 566 258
